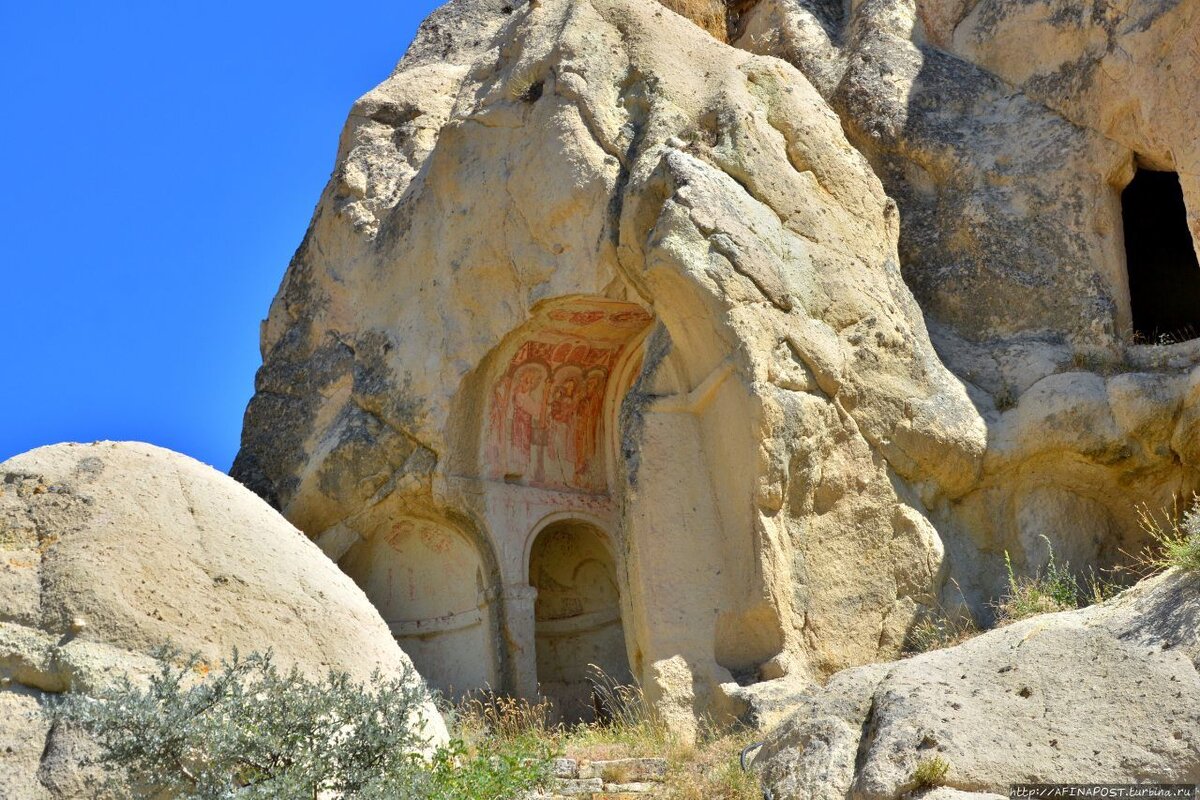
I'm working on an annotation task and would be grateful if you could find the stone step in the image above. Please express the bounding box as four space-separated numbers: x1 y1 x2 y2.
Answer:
530 755 671 799
600 781 661 794
578 757 669 783
554 778 604 795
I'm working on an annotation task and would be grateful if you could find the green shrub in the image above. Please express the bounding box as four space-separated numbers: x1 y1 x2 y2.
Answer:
994 537 1125 625
1136 498 1200 573
904 612 979 654
909 755 950 790
424 736 551 800
995 547 1077 623
50 647 550 800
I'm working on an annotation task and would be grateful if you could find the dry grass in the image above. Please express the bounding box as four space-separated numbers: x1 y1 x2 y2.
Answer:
557 722 761 800
903 579 981 655
661 729 764 800
446 667 764 799
1132 497 1200 574
993 550 1078 624
906 544 1129 653
909 755 951 790
904 610 979 654
992 538 1124 626
452 691 555 745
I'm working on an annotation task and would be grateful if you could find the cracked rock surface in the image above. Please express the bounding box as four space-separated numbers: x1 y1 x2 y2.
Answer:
232 0 985 731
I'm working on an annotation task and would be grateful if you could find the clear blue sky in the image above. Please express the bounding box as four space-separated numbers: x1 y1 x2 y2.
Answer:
0 1 443 470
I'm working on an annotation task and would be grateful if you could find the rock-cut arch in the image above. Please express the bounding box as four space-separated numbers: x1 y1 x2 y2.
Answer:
528 518 632 724
339 517 498 699
446 296 653 701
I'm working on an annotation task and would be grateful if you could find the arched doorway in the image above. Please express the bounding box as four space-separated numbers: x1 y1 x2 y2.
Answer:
528 520 632 723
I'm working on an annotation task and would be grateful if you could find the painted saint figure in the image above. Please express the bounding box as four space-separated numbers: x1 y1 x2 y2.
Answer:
486 375 511 470
485 304 652 492
508 364 546 478
573 369 606 489
546 371 581 487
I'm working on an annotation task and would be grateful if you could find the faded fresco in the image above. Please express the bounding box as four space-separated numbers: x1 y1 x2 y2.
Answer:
485 301 652 492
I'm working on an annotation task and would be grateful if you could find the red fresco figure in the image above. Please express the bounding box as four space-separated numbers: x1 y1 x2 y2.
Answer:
509 365 545 477
490 318 645 489
573 369 606 489
486 375 511 474
546 374 580 486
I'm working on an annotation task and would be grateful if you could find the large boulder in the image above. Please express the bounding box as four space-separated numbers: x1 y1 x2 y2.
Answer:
758 569 1200 798
0 441 447 800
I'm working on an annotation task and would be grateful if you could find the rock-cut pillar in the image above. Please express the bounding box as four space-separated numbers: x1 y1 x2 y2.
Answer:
499 584 539 700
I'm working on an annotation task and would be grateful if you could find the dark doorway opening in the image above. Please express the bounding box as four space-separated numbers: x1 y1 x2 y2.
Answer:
1123 169 1200 343
529 520 632 724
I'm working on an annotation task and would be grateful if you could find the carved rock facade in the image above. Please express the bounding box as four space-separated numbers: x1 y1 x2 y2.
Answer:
234 0 1200 734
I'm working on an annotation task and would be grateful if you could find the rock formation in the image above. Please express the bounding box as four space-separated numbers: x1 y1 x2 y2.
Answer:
0 442 446 800
734 0 1200 616
232 0 1200 736
758 568 1200 797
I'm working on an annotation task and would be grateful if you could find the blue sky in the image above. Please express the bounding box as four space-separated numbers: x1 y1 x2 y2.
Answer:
0 1 442 470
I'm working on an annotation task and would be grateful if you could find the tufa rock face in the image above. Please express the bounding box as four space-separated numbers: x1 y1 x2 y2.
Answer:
735 0 1200 619
233 0 1200 731
0 441 446 800
234 0 985 734
758 569 1200 797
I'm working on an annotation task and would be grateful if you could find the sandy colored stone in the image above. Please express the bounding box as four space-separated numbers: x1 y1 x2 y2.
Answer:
234 0 1200 738
233 0 991 736
0 441 446 799
579 757 668 782
759 570 1200 798
656 0 728 39
735 0 1200 623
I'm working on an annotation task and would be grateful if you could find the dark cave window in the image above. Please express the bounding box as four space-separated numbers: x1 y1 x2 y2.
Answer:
1123 168 1200 343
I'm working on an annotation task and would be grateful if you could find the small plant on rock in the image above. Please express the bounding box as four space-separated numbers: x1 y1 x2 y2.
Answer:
995 539 1080 624
909 754 950 790
904 612 979 654
1135 497 1200 573
904 580 982 655
993 384 1017 412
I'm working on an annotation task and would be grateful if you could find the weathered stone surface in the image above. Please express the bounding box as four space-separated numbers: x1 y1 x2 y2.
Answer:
600 784 660 795
759 570 1200 798
921 792 1006 800
736 0 1200 623
233 0 1200 739
579 757 668 782
928 0 1200 250
233 0 992 736
738 0 1129 343
0 441 446 799
554 777 605 795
